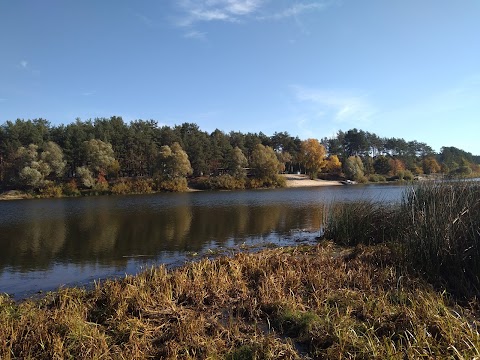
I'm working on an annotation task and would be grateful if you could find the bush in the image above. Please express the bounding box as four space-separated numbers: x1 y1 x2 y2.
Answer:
40 183 63 198
62 179 80 196
202 175 246 190
156 177 188 192
92 175 109 192
111 181 130 195
397 170 414 181
368 174 386 183
247 175 286 189
130 178 153 194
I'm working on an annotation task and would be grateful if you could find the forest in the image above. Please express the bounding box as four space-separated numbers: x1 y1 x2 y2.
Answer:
0 116 479 195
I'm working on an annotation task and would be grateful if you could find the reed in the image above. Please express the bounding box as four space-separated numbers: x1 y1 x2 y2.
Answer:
324 181 480 299
400 181 480 298
323 201 397 246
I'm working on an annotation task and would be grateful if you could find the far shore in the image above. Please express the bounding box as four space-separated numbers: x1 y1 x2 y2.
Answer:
0 175 344 200
283 173 343 187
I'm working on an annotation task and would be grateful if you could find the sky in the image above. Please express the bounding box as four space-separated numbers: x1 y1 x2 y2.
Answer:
1 0 480 155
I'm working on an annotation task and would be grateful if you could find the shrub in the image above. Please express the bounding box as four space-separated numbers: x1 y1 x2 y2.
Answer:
156 177 188 192
368 174 386 183
247 175 286 189
111 181 130 195
188 177 212 190
62 179 81 196
92 173 109 192
397 170 414 181
40 183 63 198
130 178 153 194
207 175 246 190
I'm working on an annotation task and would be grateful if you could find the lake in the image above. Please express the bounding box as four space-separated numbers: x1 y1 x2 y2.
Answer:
0 184 405 299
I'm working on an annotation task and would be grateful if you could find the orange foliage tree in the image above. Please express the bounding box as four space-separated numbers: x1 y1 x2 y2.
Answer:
299 139 327 179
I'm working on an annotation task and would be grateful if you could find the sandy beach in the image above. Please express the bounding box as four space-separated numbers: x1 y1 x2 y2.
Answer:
283 173 342 187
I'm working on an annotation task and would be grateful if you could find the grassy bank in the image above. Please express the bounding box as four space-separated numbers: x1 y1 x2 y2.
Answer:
1 243 479 359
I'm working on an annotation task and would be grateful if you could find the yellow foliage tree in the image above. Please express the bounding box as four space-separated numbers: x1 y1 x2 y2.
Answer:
388 158 406 176
324 155 342 174
422 156 441 174
299 139 327 179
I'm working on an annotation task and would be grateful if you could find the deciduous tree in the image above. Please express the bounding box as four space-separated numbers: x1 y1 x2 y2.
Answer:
83 139 119 176
323 155 342 174
157 142 193 179
344 156 365 182
250 144 282 179
299 139 326 179
228 146 248 178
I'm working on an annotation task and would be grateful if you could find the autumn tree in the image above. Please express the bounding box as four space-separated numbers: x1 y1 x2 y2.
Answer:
157 142 193 179
40 141 66 178
299 139 326 179
83 139 119 176
13 142 66 189
388 158 406 176
344 156 365 182
250 144 282 179
227 146 248 178
276 151 292 174
76 139 118 189
422 156 441 175
323 155 342 175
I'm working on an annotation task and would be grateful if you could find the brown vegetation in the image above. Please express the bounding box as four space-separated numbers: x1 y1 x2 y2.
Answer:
1 243 479 359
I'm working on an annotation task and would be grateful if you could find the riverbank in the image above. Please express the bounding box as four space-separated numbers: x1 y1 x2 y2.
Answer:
283 173 343 187
0 190 33 200
0 174 343 200
1 242 478 359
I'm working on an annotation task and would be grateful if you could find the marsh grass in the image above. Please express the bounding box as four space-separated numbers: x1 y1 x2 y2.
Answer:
400 181 480 298
323 201 398 246
1 243 479 359
324 181 480 299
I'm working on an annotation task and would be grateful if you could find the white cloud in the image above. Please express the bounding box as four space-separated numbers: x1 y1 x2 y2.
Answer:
176 0 264 26
257 2 327 21
183 30 207 40
20 60 28 68
176 1 329 26
292 85 377 126
82 90 96 96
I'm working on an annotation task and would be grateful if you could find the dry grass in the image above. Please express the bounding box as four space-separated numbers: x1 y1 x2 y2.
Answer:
1 243 479 359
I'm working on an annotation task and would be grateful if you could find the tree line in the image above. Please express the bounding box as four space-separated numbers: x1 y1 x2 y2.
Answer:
0 117 478 194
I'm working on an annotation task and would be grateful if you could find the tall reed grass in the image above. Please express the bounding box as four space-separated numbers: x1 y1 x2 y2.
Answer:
400 181 480 298
323 201 397 246
324 181 480 299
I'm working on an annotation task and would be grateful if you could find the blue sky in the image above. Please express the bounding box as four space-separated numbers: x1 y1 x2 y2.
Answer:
1 0 480 154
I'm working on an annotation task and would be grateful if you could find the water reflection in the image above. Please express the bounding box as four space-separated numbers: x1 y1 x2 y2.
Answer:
0 185 405 297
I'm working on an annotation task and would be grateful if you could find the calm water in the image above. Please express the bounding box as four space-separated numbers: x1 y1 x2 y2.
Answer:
0 184 405 299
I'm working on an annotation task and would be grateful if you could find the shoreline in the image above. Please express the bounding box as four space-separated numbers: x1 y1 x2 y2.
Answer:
0 174 343 200
282 173 343 187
